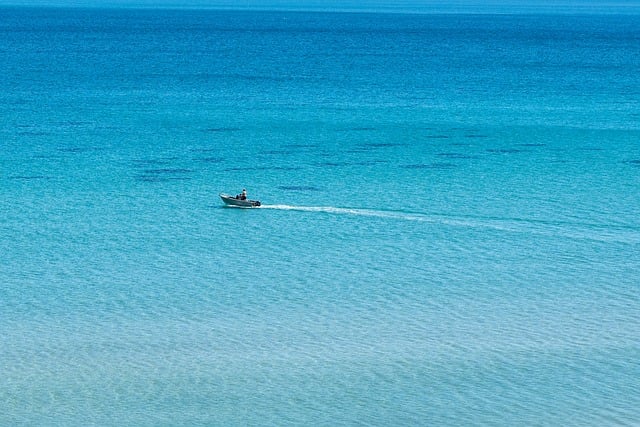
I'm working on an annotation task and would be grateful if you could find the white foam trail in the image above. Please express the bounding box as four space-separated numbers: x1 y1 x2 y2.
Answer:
257 204 640 243
260 204 430 221
261 205 511 228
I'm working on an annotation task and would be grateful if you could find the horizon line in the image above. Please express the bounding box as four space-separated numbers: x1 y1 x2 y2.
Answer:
2 3 640 15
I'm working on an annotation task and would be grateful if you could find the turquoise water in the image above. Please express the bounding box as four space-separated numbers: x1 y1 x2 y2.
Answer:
1 7 640 425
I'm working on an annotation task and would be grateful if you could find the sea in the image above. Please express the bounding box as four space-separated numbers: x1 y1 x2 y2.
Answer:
1 6 639 426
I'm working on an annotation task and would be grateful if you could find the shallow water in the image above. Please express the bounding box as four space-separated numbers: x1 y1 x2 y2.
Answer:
1 7 639 426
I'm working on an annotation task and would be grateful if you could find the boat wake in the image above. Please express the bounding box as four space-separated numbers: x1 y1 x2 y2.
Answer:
260 204 520 230
258 204 640 244
260 204 428 221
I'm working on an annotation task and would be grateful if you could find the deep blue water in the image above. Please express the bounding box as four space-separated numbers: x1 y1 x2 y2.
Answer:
1 7 639 426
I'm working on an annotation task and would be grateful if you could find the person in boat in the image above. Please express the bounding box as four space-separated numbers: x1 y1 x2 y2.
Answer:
236 189 247 200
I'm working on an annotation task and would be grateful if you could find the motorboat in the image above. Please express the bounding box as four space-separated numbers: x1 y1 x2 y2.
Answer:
220 193 261 207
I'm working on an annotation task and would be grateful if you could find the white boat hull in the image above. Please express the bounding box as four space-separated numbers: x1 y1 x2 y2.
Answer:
220 193 261 207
